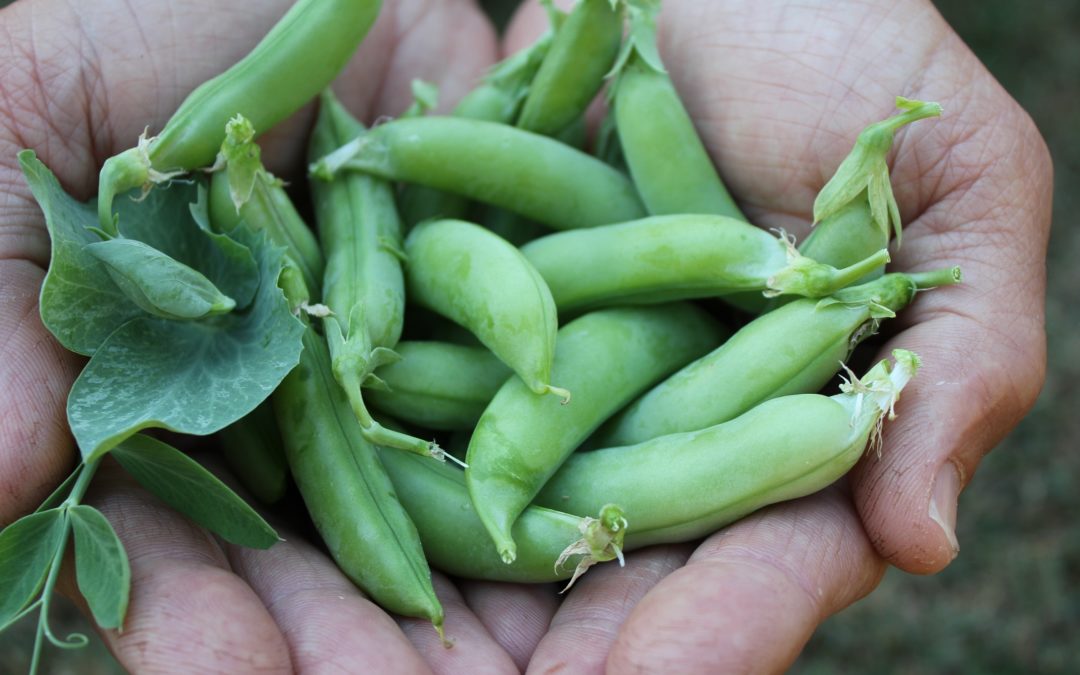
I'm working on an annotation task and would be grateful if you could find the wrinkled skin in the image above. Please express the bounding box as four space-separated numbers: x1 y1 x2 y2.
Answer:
0 0 1050 673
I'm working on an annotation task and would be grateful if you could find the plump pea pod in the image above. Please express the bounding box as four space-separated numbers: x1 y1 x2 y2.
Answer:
311 117 646 230
610 0 744 219
97 0 383 232
306 91 443 460
467 304 726 563
84 238 236 320
218 401 288 505
378 446 627 587
516 0 624 136
208 116 324 297
404 219 569 400
594 268 960 447
365 341 512 431
274 326 444 637
538 350 919 548
398 24 558 229
521 214 890 313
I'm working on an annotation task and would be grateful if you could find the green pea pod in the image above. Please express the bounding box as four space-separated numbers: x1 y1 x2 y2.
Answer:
521 214 891 313
311 117 646 230
538 350 920 549
208 116 324 297
365 341 512 431
404 219 568 400
466 303 726 563
594 268 960 447
218 401 288 505
84 238 235 320
516 0 624 136
398 24 558 229
378 446 627 587
97 0 383 232
274 326 444 637
610 0 744 219
307 91 440 459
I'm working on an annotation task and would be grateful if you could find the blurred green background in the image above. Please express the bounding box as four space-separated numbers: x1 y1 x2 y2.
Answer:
1 0 1076 673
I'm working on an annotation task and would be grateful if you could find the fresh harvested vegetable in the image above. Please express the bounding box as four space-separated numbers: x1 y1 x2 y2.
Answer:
404 218 569 401
274 326 444 636
538 350 920 549
97 0 383 233
311 117 647 229
365 341 512 431
379 447 627 587
610 0 745 219
218 401 289 505
594 268 960 446
517 0 624 136
467 303 725 562
521 214 890 313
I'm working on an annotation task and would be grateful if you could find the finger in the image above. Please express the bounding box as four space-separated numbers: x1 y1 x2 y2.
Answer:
224 519 434 674
0 260 82 524
846 8 1052 574
58 461 292 673
502 0 572 58
397 573 521 675
457 580 559 670
607 488 885 673
525 545 692 675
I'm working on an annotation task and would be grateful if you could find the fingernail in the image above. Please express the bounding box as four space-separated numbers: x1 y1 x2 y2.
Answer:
929 462 961 560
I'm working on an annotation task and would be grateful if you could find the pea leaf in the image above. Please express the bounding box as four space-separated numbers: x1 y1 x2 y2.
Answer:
0 509 67 631
69 505 130 630
111 434 279 549
22 150 260 353
66 220 303 460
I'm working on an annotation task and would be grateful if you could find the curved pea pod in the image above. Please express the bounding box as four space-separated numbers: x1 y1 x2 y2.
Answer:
594 268 960 446
521 214 890 314
610 0 744 219
84 238 236 320
466 303 726 563
208 116 324 297
516 0 624 136
404 219 568 400
217 401 288 505
97 0 383 232
378 446 627 587
273 326 444 637
537 350 920 549
311 117 646 230
365 341 512 431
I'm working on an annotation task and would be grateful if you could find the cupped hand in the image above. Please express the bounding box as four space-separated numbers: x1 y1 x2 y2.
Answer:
0 0 552 672
505 0 1051 672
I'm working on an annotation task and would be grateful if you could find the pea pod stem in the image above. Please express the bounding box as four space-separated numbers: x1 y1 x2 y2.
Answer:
97 0 383 231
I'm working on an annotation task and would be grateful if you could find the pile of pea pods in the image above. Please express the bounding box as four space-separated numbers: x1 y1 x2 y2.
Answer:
91 0 960 638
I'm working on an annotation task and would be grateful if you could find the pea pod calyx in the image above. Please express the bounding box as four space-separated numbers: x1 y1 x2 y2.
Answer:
764 232 891 298
554 503 628 591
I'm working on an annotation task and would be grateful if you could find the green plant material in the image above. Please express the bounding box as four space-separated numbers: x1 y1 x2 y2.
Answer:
21 151 305 461
0 510 67 632
68 505 130 629
85 238 237 320
110 434 279 548
218 402 289 505
401 79 440 118
813 96 943 244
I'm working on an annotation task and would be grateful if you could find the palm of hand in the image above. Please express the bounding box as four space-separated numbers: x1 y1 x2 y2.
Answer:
0 0 1050 673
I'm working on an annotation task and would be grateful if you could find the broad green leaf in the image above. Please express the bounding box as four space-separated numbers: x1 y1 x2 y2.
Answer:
68 505 130 630
66 221 304 461
20 151 260 355
111 434 279 548
0 509 67 631
85 239 236 320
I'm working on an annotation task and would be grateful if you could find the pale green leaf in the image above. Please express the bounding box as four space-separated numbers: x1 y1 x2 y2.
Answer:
111 434 279 548
0 509 67 631
69 505 130 630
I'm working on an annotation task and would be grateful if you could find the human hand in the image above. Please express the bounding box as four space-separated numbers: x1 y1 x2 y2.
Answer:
0 1 556 671
502 0 1051 671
